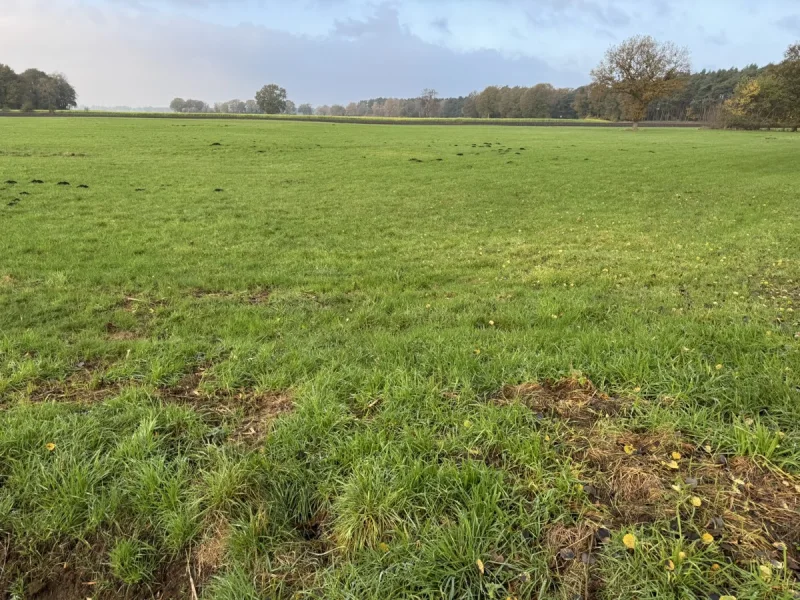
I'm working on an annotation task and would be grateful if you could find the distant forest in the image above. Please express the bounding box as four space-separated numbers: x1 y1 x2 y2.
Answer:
169 65 764 123
316 66 765 122
0 65 77 111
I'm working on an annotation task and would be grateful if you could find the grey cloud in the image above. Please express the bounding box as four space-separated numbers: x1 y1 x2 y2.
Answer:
0 2 584 106
776 14 800 32
705 30 729 46
525 0 630 29
431 17 451 35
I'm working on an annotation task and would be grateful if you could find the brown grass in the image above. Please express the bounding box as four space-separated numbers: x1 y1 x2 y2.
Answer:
497 377 800 576
497 377 629 425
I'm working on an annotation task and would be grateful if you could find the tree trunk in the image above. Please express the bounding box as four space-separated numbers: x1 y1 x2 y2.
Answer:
632 121 639 131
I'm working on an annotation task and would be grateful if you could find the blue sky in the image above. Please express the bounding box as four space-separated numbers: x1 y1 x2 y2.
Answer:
1 0 798 106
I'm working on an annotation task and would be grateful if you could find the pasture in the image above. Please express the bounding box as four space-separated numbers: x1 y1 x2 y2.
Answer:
1 117 799 599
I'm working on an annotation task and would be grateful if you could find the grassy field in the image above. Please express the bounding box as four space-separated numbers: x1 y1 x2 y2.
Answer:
1 118 799 599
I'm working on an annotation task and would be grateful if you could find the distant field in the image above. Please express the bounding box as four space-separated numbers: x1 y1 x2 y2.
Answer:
1 118 798 599
0 110 702 127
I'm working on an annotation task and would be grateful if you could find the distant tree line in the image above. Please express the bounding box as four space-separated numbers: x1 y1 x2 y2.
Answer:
0 65 77 111
167 37 798 129
170 85 297 115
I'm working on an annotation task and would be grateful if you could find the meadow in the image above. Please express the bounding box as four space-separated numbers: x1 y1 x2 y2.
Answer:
0 117 798 599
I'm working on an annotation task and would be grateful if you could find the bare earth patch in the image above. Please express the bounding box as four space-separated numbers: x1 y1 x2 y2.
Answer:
497 377 800 581
161 370 294 446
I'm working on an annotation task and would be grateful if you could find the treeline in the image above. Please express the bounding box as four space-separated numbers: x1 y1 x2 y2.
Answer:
170 98 265 114
0 65 77 111
167 38 797 128
312 67 767 122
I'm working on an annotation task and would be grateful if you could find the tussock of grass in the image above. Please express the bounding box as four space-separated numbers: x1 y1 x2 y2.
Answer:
0 119 798 598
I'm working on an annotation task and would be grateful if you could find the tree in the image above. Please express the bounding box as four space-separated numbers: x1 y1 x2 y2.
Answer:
255 84 287 114
592 35 691 129
775 42 800 130
0 64 19 109
48 74 77 110
284 100 296 114
420 88 439 117
298 103 313 115
519 84 555 118
475 86 501 118
330 104 346 116
170 98 187 113
461 92 479 118
245 99 259 114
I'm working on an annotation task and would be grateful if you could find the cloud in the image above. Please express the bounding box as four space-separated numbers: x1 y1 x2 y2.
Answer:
2 0 798 107
0 1 583 106
776 14 800 33
431 17 451 35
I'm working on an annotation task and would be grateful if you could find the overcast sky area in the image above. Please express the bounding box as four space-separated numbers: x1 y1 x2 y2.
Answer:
1 0 799 107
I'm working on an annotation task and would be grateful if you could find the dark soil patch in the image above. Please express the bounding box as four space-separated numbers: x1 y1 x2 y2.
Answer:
31 179 44 184
213 188 224 192
162 371 294 446
4 180 16 184
210 142 221 146
135 188 145 192
27 368 121 405
104 322 141 341
77 184 89 189
20 191 29 195
57 181 70 186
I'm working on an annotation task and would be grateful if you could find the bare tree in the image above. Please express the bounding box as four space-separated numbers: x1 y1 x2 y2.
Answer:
591 35 690 129
420 88 439 117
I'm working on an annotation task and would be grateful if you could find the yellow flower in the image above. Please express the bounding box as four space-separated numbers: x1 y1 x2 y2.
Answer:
665 460 680 470
623 533 637 550
45 443 56 452
715 364 723 370
476 559 485 575
671 451 682 460
690 496 702 508
701 533 714 545
623 444 635 455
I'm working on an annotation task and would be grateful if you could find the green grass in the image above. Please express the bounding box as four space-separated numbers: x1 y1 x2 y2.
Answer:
0 118 798 599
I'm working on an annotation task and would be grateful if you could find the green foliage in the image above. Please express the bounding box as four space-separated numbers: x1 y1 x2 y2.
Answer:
255 83 288 114
109 538 156 585
0 66 77 111
722 41 800 129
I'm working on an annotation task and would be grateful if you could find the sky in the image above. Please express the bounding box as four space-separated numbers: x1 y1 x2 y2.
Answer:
1 0 798 107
